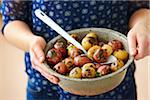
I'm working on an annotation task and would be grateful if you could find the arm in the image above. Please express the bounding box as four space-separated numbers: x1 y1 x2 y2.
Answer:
3 20 41 52
2 1 59 84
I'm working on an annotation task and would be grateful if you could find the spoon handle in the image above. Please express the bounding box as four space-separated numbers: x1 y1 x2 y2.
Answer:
35 9 87 54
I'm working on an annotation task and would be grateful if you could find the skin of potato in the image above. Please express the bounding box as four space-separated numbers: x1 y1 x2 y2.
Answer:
110 59 124 72
102 44 113 56
108 40 123 51
63 57 74 72
97 65 111 76
46 48 62 65
82 63 96 78
113 49 128 61
87 45 101 60
85 32 98 39
69 67 82 78
53 62 68 74
93 48 108 63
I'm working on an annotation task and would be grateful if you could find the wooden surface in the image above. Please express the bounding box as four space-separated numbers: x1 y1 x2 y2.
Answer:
0 14 149 100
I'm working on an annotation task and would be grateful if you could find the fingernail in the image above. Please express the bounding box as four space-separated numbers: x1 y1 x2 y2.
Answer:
130 51 134 55
39 56 44 62
130 49 135 56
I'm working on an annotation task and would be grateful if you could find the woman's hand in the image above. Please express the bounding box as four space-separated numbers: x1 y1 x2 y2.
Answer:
29 36 59 84
127 18 150 60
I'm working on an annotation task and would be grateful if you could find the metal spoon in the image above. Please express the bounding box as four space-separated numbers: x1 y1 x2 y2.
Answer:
35 9 87 54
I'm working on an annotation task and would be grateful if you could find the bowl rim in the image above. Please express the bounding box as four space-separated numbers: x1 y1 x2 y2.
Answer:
43 27 134 82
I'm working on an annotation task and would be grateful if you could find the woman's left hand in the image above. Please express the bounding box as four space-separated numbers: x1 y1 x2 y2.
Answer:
127 19 150 60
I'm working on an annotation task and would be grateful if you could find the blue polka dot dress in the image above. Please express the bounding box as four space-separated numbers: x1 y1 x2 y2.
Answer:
1 0 149 100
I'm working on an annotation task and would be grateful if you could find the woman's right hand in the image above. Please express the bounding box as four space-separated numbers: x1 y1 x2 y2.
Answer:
29 36 59 84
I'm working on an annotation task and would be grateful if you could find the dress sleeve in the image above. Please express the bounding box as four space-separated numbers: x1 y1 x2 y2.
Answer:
127 0 150 20
1 1 31 34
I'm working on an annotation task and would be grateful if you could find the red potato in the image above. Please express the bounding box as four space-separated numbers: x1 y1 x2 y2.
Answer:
74 55 92 67
94 63 102 69
67 44 82 58
108 40 123 51
93 48 108 63
70 48 82 58
54 41 67 57
98 41 105 47
53 62 68 74
63 57 74 72
97 65 111 76
46 48 62 65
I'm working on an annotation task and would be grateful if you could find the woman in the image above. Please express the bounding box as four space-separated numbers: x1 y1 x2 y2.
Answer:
1 0 150 100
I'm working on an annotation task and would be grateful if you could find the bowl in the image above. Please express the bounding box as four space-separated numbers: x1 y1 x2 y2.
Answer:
42 28 133 96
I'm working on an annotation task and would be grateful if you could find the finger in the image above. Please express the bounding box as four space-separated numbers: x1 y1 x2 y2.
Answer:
29 49 38 69
41 71 59 84
35 65 59 84
127 30 137 56
30 45 59 84
32 45 45 63
30 48 43 66
135 36 147 60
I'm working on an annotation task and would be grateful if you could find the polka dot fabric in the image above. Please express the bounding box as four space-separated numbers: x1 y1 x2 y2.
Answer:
1 0 149 100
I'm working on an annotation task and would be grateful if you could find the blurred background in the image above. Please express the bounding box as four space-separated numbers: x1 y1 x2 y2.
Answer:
0 10 27 99
0 1 149 100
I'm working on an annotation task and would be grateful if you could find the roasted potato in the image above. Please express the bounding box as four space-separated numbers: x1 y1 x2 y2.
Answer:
93 48 108 63
46 48 62 65
97 65 111 76
54 41 67 57
53 62 68 74
98 41 105 47
74 54 92 67
82 63 96 78
86 32 98 39
113 49 128 61
63 57 74 72
94 63 102 69
87 45 101 60
110 59 124 72
69 67 82 78
108 40 123 51
68 34 79 44
102 44 113 56
67 44 82 58
70 34 79 41
81 37 98 50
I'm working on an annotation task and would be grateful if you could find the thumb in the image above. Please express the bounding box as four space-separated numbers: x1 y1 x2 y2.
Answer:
32 44 45 63
127 31 137 56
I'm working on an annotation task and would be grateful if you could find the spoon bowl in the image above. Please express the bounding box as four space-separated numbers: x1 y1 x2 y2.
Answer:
100 55 117 65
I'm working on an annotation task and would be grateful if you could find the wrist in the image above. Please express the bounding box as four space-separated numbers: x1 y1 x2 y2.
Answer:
29 35 46 51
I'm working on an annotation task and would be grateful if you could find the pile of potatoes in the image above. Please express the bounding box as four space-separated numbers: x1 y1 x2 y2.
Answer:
46 32 128 78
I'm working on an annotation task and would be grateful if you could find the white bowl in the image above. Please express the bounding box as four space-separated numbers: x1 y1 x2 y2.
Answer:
42 28 133 96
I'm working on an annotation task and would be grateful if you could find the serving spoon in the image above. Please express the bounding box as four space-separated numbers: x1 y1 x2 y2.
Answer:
35 9 117 65
35 9 87 54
